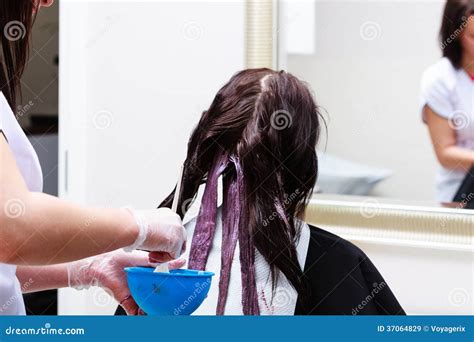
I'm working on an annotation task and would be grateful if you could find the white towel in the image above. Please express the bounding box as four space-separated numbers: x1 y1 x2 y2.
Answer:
183 207 311 315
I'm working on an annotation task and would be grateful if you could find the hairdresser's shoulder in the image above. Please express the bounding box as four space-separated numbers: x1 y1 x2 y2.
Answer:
421 57 457 92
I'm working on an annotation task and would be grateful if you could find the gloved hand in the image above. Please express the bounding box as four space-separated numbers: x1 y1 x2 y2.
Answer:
123 207 187 259
67 249 186 315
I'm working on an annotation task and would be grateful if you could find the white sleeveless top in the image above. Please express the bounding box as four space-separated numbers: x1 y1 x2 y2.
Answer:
0 92 43 315
183 208 310 315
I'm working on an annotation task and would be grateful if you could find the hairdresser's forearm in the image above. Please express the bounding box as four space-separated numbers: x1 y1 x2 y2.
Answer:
438 146 474 171
16 264 69 293
1 192 138 266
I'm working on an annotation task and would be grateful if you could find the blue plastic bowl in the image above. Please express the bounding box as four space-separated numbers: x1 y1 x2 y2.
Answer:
124 267 214 316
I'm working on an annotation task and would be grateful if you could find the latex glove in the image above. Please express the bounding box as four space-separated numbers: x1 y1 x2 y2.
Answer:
67 249 186 315
124 208 186 259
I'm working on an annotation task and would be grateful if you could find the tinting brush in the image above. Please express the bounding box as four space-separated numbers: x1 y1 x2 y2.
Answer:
153 164 185 273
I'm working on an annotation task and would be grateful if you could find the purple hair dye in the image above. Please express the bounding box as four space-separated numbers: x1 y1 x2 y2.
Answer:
189 154 260 315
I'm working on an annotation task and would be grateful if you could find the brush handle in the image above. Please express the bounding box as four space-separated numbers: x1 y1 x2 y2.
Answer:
154 163 184 272
171 164 185 213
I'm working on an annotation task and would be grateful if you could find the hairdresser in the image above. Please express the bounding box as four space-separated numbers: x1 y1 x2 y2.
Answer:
0 0 186 316
421 0 474 203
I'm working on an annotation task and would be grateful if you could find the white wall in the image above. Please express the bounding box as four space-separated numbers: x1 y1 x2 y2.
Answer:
58 0 245 315
284 0 445 201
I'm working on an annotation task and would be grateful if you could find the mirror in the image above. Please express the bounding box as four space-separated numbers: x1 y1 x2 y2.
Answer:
277 0 474 210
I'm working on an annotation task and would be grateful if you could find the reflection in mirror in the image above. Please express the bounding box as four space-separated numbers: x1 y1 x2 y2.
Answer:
278 0 474 210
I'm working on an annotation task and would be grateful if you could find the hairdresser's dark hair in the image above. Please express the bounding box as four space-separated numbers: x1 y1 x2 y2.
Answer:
440 0 474 68
160 69 322 312
0 0 36 110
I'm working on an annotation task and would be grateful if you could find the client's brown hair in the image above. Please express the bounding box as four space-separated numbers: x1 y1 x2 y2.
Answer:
160 69 322 315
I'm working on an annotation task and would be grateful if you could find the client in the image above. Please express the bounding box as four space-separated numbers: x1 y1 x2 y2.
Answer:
117 69 405 315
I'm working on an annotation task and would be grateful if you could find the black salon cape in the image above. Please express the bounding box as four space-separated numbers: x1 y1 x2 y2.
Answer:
116 224 405 316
